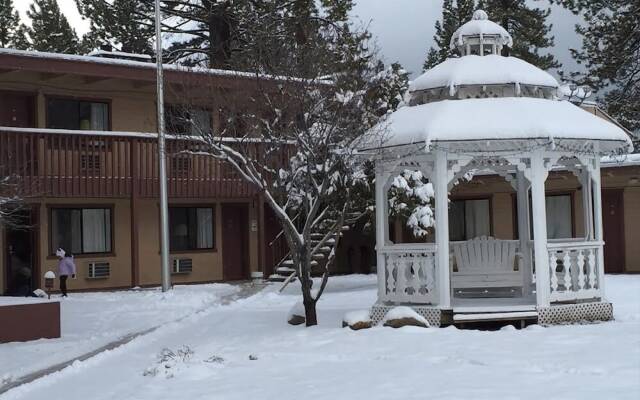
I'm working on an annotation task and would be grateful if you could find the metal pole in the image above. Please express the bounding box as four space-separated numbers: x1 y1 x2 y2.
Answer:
155 0 171 292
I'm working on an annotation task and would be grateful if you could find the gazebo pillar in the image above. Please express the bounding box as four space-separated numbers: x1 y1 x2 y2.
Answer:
515 170 533 296
374 163 389 300
434 150 451 309
591 157 606 295
529 151 551 307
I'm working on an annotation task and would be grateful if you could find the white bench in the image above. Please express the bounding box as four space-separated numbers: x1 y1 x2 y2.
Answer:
451 236 523 289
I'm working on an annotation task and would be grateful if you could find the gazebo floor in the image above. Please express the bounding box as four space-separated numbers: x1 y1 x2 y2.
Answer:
452 296 536 313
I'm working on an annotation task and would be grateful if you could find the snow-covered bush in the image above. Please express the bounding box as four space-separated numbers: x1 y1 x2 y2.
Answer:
388 170 435 238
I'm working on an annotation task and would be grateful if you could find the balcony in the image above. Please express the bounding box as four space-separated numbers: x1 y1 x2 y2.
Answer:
0 127 261 199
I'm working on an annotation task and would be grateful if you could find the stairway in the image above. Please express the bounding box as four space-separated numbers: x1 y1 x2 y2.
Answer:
268 230 343 282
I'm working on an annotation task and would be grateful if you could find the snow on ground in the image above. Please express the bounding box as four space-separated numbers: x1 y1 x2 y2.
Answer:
1 274 639 400
0 283 239 385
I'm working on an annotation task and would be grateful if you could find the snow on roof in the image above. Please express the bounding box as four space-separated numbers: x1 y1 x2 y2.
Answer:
410 55 558 92
87 50 153 61
601 153 640 168
450 10 513 50
0 48 324 84
371 97 633 151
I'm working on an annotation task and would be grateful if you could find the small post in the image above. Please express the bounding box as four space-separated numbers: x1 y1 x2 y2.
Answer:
44 271 55 299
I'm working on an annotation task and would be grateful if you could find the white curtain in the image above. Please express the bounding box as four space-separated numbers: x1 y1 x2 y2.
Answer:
465 199 491 239
546 195 572 239
82 209 111 253
196 208 213 248
90 103 109 131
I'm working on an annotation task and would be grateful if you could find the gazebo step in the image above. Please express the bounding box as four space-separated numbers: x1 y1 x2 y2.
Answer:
453 311 538 323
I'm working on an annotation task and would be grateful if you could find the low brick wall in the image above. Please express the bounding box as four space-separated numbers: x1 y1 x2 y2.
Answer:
0 301 61 343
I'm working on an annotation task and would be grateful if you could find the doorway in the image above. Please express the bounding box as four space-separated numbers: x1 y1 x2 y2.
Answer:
4 208 38 295
602 189 625 273
221 203 249 281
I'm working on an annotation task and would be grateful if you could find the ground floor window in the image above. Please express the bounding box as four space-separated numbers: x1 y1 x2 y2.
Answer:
169 206 215 251
449 198 491 241
50 207 112 254
545 194 573 239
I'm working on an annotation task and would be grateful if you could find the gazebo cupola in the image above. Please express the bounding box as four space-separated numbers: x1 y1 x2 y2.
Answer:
450 10 513 56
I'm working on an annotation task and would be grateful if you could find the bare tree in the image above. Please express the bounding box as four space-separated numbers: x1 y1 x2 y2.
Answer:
167 10 406 326
0 173 24 228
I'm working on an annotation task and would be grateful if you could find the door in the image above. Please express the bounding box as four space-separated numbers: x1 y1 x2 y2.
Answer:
221 203 249 280
602 189 625 273
0 92 36 127
4 209 37 295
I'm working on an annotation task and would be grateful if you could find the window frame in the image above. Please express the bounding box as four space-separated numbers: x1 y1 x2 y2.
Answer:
449 196 493 241
168 205 217 253
48 204 115 258
45 95 112 131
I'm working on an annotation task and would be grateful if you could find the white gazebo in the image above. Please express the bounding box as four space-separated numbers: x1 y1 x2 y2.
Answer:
364 11 633 326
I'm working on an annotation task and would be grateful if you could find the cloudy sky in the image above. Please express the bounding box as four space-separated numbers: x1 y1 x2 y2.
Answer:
15 0 584 78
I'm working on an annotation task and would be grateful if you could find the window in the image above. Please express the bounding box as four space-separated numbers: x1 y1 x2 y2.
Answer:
169 207 214 251
51 208 112 254
449 198 491 241
514 193 574 239
47 98 109 130
546 195 573 239
166 106 212 135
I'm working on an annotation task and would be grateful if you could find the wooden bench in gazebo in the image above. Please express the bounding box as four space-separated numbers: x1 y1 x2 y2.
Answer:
451 236 523 290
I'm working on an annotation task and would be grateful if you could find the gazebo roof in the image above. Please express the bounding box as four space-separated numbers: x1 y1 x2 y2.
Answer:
371 97 633 152
410 55 559 93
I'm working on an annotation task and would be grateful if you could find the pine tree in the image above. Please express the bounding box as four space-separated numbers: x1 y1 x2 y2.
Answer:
481 0 560 70
0 0 29 49
76 0 155 54
27 0 81 54
11 24 31 50
423 0 475 70
551 0 639 133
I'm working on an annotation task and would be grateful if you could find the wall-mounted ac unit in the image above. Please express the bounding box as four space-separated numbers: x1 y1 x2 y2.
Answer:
172 258 193 274
87 262 110 279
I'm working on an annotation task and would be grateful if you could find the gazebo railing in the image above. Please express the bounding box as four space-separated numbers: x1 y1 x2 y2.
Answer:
379 244 438 304
547 241 603 302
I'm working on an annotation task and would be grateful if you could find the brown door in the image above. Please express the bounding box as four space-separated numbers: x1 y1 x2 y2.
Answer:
0 92 36 127
221 203 249 280
4 209 38 295
602 189 625 273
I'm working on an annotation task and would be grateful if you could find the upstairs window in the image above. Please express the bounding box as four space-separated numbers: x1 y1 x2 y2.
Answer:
47 98 109 130
166 106 212 135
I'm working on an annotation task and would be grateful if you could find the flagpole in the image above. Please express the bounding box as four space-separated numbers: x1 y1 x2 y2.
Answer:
155 0 171 292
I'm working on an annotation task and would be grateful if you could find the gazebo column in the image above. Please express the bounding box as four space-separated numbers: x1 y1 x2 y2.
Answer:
591 157 606 294
529 151 551 307
515 170 533 296
435 150 451 309
374 163 389 301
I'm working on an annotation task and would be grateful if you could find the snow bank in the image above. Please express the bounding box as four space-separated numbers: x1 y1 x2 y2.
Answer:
410 55 558 92
371 98 632 151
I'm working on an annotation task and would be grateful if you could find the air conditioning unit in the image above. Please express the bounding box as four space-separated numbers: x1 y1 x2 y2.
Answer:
172 258 193 274
87 262 110 279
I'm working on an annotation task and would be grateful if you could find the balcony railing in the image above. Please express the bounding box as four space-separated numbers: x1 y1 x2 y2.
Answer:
379 244 438 304
0 127 275 199
547 241 603 302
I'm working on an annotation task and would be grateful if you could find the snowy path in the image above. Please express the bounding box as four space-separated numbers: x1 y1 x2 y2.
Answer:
1 275 639 400
0 283 244 388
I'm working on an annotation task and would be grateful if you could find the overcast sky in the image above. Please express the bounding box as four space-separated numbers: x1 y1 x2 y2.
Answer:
16 0 584 79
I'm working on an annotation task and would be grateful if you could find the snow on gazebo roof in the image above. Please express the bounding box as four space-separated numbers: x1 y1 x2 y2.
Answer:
450 10 513 50
371 98 633 152
410 55 559 92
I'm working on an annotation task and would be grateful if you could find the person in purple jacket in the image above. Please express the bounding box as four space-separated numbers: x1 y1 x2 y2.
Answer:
56 248 76 297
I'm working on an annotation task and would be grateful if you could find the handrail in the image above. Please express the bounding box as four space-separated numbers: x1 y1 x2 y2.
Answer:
379 243 437 253
547 240 603 249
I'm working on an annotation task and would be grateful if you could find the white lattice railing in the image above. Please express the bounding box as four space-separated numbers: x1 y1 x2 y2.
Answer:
380 245 437 304
547 241 603 302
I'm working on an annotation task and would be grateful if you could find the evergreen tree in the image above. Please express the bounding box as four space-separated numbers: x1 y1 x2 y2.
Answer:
76 0 155 54
0 0 29 49
423 0 475 70
481 0 560 70
27 0 81 54
11 24 31 50
551 0 639 133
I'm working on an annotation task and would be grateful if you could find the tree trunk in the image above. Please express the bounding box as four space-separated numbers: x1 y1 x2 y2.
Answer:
296 244 318 326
